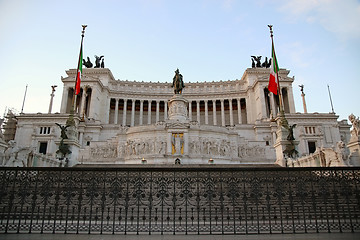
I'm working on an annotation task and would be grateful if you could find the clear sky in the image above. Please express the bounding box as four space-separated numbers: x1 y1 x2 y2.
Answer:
0 0 359 122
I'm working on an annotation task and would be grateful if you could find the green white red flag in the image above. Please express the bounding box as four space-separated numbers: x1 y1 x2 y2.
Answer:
268 40 279 95
75 45 83 95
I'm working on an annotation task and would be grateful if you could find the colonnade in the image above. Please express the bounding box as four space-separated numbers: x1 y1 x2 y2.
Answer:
108 98 247 127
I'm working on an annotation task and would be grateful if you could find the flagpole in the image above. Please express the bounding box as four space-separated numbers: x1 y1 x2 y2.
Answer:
327 84 335 113
71 25 87 113
268 25 284 114
268 25 288 128
21 84 28 114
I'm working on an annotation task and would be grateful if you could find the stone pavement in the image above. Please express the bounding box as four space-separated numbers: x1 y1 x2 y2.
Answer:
1 233 360 240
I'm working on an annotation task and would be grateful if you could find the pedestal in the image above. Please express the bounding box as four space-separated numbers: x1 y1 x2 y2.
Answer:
0 140 8 166
168 95 188 121
274 125 299 167
347 136 360 166
55 139 81 167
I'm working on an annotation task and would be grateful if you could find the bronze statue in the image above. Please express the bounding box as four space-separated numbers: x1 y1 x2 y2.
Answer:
251 56 262 67
83 57 93 68
299 85 304 94
172 68 185 94
287 124 297 141
94 55 104 68
55 123 70 140
101 58 105 68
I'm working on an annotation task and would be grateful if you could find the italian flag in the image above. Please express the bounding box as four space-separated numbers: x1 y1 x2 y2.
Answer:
75 45 83 95
268 41 279 95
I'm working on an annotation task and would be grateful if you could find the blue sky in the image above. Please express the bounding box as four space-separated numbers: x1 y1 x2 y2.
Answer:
0 0 359 122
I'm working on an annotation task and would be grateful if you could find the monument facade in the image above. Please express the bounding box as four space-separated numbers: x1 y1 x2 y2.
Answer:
1 66 357 167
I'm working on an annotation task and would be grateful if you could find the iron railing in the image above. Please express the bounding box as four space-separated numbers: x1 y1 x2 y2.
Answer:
0 166 359 235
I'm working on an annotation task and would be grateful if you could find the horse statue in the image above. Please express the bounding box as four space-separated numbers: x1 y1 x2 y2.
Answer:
172 68 185 94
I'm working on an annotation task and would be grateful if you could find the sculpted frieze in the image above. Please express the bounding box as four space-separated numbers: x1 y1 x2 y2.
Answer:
90 143 117 158
188 136 265 159
117 138 167 158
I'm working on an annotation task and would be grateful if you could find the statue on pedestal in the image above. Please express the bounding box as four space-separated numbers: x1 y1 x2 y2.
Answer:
349 114 360 138
172 68 185 94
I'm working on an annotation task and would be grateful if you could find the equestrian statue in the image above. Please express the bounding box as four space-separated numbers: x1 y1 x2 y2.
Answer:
172 68 185 94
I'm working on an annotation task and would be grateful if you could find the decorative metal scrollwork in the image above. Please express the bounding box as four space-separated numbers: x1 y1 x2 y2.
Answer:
0 167 359 235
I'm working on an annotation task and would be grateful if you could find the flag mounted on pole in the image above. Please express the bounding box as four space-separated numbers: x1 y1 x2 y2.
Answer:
71 25 87 114
268 36 279 95
75 44 83 95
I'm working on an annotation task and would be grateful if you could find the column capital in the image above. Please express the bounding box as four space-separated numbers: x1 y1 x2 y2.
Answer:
220 99 224 103
140 99 144 103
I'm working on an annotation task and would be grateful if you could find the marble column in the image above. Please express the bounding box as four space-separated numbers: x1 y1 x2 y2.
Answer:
259 88 267 119
79 132 84 148
131 99 135 127
114 98 119 125
204 100 208 125
229 99 233 126
220 99 225 127
106 97 111 124
156 100 160 122
237 98 242 124
139 100 144 125
167 132 172 155
184 132 189 155
164 101 168 120
79 88 87 119
60 87 69 113
188 100 192 121
148 100 152 124
196 100 200 124
270 94 277 116
212 100 217 125
301 92 307 113
122 99 127 126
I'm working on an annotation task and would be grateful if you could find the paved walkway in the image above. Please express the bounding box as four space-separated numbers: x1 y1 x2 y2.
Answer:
1 233 360 240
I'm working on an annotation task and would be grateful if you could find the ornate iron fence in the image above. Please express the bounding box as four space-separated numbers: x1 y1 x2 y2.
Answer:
0 166 359 235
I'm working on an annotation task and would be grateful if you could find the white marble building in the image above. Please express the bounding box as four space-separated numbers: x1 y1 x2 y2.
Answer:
2 67 358 167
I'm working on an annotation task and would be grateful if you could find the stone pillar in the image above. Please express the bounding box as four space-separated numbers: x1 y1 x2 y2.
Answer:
131 99 135 127
204 100 208 125
260 88 267 119
270 94 277 117
79 88 87 119
148 100 152 124
212 100 217 125
196 100 200 124
167 132 172 155
114 98 119 125
48 86 56 114
156 100 160 122
221 99 225 127
301 92 308 113
105 97 111 124
229 99 233 126
79 132 84 148
122 99 127 126
184 132 189 155
60 87 69 113
139 100 144 125
188 100 192 121
237 98 242 124
164 101 168 120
